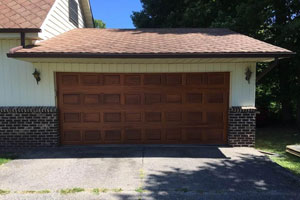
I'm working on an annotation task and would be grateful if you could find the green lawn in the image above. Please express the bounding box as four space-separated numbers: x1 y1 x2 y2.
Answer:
0 153 17 166
0 157 11 166
256 126 300 176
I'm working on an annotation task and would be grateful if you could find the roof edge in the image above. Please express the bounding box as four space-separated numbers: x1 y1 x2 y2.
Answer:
0 28 41 33
7 52 296 59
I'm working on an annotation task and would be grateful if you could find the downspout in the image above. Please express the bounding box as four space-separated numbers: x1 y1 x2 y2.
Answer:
20 32 25 47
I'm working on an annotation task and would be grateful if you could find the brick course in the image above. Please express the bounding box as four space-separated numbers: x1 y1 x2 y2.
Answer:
0 107 59 147
228 107 256 147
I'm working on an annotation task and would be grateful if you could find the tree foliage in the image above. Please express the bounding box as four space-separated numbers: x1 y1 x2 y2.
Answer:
132 0 300 127
94 19 106 28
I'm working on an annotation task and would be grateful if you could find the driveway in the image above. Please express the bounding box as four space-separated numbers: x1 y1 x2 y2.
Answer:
0 146 299 200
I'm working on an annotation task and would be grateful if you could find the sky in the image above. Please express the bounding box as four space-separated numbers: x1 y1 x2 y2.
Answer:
90 0 143 28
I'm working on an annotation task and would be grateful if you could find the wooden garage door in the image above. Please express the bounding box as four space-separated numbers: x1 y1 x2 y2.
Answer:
57 72 229 145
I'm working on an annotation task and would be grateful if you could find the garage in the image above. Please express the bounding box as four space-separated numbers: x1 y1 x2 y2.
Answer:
57 72 229 145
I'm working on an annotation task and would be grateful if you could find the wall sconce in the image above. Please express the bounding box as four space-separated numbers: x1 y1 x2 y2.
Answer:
32 69 41 84
245 67 252 84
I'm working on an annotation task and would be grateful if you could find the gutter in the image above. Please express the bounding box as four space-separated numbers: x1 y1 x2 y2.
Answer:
6 52 295 59
0 28 41 33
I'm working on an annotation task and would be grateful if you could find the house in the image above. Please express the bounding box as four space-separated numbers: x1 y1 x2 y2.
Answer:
0 0 294 148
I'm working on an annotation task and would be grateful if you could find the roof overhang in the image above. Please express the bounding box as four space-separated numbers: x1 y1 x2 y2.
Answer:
7 52 295 60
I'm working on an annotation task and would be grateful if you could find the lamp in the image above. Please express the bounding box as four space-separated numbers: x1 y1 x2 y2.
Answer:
32 69 41 84
245 67 252 84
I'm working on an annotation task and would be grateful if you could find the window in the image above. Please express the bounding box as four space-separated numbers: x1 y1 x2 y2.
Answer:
69 0 78 27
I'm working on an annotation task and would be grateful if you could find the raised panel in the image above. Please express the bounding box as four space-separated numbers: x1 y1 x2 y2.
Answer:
103 75 120 85
186 128 202 140
206 129 223 141
104 112 122 122
166 94 182 103
125 75 141 85
63 94 80 105
125 112 142 122
186 74 207 85
208 73 225 85
145 112 161 122
166 129 181 141
84 130 101 142
64 130 81 142
144 74 161 85
166 74 182 85
187 112 202 122
207 93 224 103
83 113 101 122
103 94 120 104
125 129 142 140
145 129 161 140
165 112 182 122
145 94 161 104
83 94 100 104
187 93 202 103
81 75 101 85
62 75 79 85
207 112 223 124
125 94 141 105
64 113 81 122
104 130 121 141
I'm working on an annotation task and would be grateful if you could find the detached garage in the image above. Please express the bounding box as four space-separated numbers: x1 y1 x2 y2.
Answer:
2 28 294 147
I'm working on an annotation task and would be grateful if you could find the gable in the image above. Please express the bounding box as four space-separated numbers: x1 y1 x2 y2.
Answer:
39 0 86 40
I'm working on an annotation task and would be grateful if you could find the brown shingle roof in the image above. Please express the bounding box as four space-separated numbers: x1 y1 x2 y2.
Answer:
0 0 55 30
9 28 294 58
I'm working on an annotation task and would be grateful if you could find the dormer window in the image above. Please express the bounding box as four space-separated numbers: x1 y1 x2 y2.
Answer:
69 0 78 27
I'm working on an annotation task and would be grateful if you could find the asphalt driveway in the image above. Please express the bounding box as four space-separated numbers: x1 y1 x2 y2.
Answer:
0 146 299 200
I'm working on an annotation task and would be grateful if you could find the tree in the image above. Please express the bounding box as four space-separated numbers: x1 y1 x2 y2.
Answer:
132 0 300 128
94 19 106 28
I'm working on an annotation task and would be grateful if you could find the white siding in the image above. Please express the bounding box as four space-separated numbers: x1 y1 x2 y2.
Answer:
0 56 256 107
39 0 85 40
0 40 36 106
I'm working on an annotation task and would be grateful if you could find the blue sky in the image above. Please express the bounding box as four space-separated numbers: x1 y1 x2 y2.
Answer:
90 0 143 28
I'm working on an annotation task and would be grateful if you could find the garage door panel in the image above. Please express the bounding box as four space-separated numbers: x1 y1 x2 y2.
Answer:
58 72 229 145
83 113 101 123
64 113 81 123
84 130 102 143
63 130 82 144
104 129 122 142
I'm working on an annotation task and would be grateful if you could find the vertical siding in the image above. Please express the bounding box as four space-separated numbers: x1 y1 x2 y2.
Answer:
0 40 35 106
39 0 85 40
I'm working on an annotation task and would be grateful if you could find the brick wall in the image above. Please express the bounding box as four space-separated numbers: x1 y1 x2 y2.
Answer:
228 107 256 147
0 107 59 148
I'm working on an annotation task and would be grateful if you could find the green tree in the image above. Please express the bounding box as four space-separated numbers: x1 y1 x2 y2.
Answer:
94 19 106 28
132 0 300 128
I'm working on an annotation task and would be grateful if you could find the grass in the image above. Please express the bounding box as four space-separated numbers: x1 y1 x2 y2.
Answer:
0 153 17 166
256 126 300 176
21 190 51 194
111 188 123 193
135 187 146 193
60 188 85 195
0 190 10 195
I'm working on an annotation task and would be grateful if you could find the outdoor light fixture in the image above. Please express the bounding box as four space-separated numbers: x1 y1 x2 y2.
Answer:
245 67 252 84
32 69 41 84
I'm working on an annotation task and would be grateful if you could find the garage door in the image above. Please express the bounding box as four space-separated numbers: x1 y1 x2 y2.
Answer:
57 72 229 145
